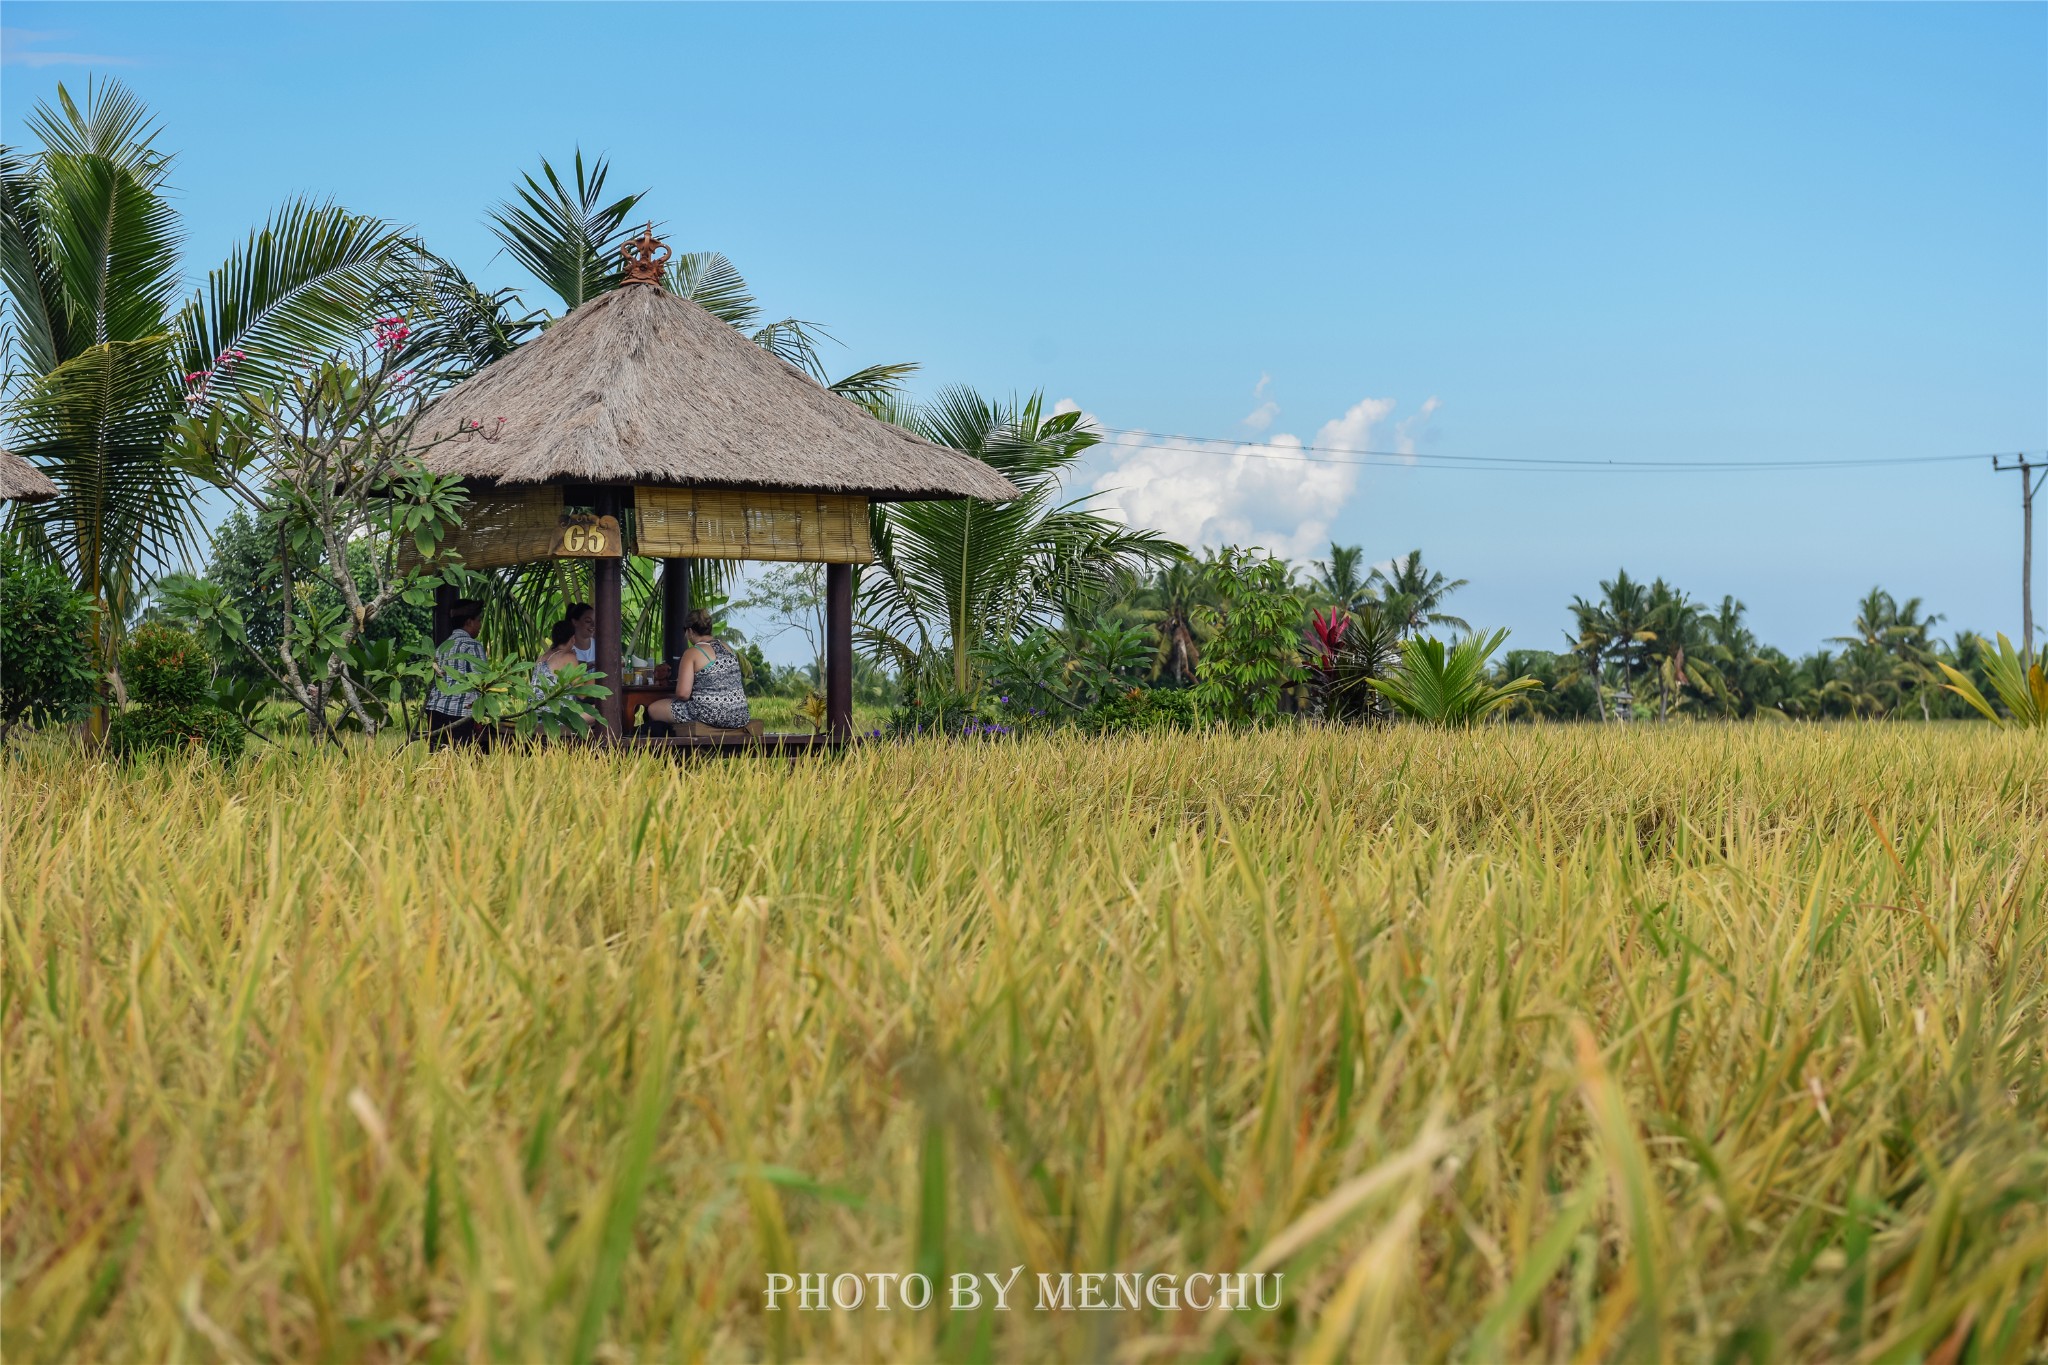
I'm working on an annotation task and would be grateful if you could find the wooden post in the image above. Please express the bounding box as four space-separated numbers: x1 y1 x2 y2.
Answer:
662 558 693 663
594 490 625 736
1994 455 2046 667
826 562 852 741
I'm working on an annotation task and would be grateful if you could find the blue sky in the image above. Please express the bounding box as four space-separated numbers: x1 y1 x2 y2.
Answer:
5 3 2044 658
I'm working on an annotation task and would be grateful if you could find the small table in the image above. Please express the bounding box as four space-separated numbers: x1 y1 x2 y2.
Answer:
621 683 673 727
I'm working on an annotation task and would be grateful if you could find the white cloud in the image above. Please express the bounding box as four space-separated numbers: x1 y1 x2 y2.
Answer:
1054 390 1442 562
1394 396 1441 456
1243 373 1279 432
1 30 136 66
1082 395 1425 561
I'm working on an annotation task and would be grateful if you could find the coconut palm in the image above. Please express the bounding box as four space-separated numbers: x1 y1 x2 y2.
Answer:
1833 587 1944 719
486 152 917 405
1371 549 1470 635
3 80 414 665
1126 558 1214 684
1311 542 1374 613
1940 633 2047 729
1700 595 1764 716
485 150 643 314
1368 628 1540 726
1643 578 1729 720
1821 640 1902 718
1565 569 1659 720
860 387 1183 695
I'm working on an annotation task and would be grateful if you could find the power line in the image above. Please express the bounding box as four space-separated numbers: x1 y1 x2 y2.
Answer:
1092 425 2028 474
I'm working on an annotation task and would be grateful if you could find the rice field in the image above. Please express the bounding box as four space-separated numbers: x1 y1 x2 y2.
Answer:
3 725 2044 1363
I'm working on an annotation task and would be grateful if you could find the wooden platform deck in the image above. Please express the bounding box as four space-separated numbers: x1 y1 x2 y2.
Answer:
615 731 848 756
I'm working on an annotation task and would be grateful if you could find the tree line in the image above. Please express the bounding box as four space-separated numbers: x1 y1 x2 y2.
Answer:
1059 553 2023 725
4 79 2038 745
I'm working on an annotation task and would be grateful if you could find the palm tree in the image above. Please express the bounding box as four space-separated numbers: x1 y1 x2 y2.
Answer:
1311 542 1373 613
1129 558 1214 684
486 151 917 403
1565 569 1658 720
1368 628 1541 727
1370 549 1470 635
1643 578 1729 720
1822 639 1901 718
3 80 414 672
1701 595 1762 716
1939 633 2048 729
860 387 1183 695
1565 598 1610 723
1833 587 1943 720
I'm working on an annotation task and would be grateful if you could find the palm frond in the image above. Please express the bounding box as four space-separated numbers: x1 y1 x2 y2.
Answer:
6 334 193 619
37 148 182 347
749 317 831 381
826 361 919 406
1 144 71 375
177 200 412 404
405 252 545 378
25 78 172 187
665 250 759 329
487 150 644 312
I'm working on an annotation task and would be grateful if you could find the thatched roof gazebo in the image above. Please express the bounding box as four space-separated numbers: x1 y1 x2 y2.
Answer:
414 229 1017 743
0 448 60 503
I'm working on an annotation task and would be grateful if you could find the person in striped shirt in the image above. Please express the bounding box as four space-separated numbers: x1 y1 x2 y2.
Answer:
425 600 493 749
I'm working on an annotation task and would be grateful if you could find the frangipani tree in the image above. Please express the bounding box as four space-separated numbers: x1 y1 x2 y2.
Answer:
2 79 419 676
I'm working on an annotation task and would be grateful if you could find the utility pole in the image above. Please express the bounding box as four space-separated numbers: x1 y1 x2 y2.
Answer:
1993 454 2046 667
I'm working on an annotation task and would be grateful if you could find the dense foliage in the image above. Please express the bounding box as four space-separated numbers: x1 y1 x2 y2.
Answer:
196 507 434 687
0 546 97 732
1192 548 1310 725
0 80 427 684
104 622 240 762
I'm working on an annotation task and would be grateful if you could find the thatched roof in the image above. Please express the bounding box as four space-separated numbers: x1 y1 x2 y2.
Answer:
416 284 1018 503
0 448 59 502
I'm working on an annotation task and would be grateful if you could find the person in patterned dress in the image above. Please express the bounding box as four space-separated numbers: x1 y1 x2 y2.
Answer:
647 609 751 731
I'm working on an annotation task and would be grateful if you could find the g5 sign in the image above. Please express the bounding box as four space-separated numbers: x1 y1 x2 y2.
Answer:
554 514 623 558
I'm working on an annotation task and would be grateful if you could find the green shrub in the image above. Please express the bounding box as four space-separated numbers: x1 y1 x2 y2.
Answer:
0 549 99 730
120 622 216 706
107 624 241 762
1193 549 1309 726
107 704 243 764
884 688 1012 739
1088 686 1201 734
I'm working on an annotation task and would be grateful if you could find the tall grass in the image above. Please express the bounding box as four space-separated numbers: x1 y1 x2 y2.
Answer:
4 726 2044 1362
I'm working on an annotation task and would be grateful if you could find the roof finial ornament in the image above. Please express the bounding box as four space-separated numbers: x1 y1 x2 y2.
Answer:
619 224 670 287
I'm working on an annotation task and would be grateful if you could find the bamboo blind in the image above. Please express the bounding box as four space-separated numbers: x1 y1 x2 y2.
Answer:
633 487 872 564
398 484 566 571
